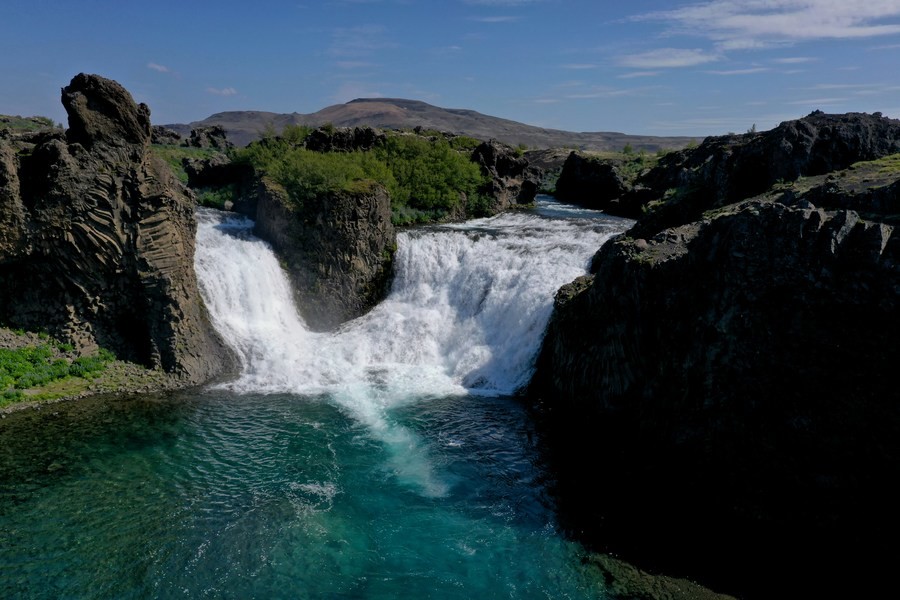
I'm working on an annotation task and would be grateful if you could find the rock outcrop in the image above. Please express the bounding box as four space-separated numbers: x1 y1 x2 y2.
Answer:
629 111 900 237
303 125 385 153
471 139 540 211
531 139 900 597
187 125 233 150
0 73 233 383
247 178 395 331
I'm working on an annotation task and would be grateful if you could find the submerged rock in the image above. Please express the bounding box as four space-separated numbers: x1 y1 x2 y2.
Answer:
0 73 233 383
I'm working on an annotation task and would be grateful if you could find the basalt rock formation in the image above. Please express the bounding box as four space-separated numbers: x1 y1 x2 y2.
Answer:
0 73 233 383
248 177 395 331
630 111 900 238
531 112 900 599
187 125 233 151
303 125 386 153
471 139 540 211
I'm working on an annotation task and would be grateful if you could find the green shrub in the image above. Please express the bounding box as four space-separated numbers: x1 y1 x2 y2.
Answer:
0 343 114 398
232 131 490 223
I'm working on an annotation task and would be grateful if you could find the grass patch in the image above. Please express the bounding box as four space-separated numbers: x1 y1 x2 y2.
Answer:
151 144 223 184
0 114 59 132
0 344 114 408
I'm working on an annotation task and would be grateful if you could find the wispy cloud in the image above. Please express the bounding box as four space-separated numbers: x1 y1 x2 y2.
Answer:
707 67 769 75
329 24 397 58
619 48 721 68
207 87 237 96
632 1 900 50
561 63 599 70
469 15 521 22
788 97 847 105
618 71 661 79
565 87 646 100
147 62 169 73
773 56 817 64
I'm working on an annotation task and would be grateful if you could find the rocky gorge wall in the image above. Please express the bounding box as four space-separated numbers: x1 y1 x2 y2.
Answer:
0 74 233 384
531 112 900 598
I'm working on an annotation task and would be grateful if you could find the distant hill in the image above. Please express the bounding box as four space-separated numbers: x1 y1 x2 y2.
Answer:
164 98 698 151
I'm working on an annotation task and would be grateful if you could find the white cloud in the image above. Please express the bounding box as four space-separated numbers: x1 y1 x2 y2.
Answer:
207 87 237 96
707 67 769 75
618 71 661 79
619 48 721 68
773 56 817 64
633 1 900 50
788 97 847 105
147 62 169 73
561 63 599 70
469 15 521 22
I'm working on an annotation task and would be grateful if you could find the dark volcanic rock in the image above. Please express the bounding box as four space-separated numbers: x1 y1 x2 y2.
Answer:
631 111 900 238
531 199 900 598
151 125 182 145
0 73 233 383
248 178 395 331
62 73 151 149
188 125 233 150
304 125 385 153
554 152 628 208
471 139 540 211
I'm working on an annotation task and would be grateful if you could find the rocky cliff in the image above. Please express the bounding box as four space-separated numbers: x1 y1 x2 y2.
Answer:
0 74 233 383
248 177 395 331
531 114 900 599
470 139 541 212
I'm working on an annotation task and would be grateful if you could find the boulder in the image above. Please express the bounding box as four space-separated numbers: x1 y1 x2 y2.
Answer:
471 139 540 211
554 152 629 209
188 125 233 150
151 125 182 145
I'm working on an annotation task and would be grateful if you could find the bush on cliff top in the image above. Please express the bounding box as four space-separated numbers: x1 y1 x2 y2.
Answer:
231 128 491 225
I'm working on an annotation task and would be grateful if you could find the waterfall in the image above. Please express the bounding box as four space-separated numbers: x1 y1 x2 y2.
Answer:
194 203 628 494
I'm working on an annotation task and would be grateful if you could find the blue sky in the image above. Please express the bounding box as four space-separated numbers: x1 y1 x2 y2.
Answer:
2 0 900 136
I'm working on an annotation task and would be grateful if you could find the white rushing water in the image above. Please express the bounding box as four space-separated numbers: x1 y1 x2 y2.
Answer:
194 203 628 494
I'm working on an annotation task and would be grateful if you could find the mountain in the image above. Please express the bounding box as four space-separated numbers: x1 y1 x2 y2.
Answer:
164 98 698 151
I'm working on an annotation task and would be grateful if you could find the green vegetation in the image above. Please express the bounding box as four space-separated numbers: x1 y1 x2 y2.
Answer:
0 114 59 132
232 129 492 225
1 343 114 407
195 184 238 210
150 144 222 184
